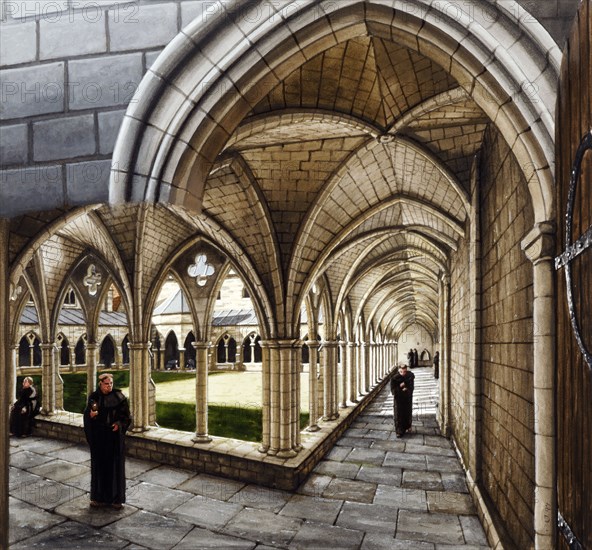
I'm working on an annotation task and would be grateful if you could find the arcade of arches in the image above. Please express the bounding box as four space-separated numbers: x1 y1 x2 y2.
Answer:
1 1 590 548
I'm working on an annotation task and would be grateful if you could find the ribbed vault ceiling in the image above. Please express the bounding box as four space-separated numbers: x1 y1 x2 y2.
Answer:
10 33 488 342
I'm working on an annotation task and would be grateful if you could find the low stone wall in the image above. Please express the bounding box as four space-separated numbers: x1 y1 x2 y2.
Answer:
34 373 392 490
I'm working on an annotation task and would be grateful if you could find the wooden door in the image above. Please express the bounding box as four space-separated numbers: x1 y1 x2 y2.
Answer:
556 1 592 548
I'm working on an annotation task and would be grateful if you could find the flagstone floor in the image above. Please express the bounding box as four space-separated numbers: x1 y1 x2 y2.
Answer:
9 367 490 549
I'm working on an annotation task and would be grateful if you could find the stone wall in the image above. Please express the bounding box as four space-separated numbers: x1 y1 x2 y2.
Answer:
449 229 471 465
478 126 535 548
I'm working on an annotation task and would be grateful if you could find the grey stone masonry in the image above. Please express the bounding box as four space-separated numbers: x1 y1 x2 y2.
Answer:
40 11 107 60
66 159 111 205
33 113 95 161
0 62 65 120
0 21 36 66
68 53 143 110
98 109 125 154
0 165 64 217
0 123 28 166
108 3 178 52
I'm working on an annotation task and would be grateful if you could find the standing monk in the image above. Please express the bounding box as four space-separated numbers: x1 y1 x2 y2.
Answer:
390 364 415 437
84 373 131 509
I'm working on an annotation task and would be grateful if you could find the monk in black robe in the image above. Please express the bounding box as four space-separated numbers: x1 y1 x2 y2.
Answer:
9 376 39 437
390 364 415 437
84 373 131 509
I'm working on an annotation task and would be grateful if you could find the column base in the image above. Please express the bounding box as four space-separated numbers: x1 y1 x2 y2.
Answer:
276 449 298 458
306 424 320 432
192 434 212 443
131 426 149 433
257 444 269 454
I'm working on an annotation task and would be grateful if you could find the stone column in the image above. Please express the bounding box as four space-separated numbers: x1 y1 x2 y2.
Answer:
52 344 64 410
159 348 165 371
263 340 300 457
128 342 151 432
321 341 338 420
10 345 18 402
193 341 211 443
259 341 271 452
364 341 371 393
339 340 347 408
0 220 10 550
305 340 320 431
347 341 357 403
85 342 98 398
440 274 451 435
40 343 57 415
179 347 186 371
522 223 556 549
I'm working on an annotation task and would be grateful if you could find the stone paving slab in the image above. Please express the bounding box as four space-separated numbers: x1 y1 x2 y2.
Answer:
325 445 352 461
361 533 435 549
46 445 91 464
396 510 465 544
170 494 243 529
441 472 469 493
126 456 159 478
8 496 66 545
402 470 444 491
223 508 303 547
172 526 256 549
9 450 54 470
229 484 292 512
137 465 195 488
355 464 402 486
8 466 42 492
313 460 360 479
295 473 332 497
342 447 386 466
426 455 465 473
336 501 399 534
177 473 246 500
384 451 427 470
459 515 490 545
288 520 364 550
427 491 476 514
279 493 343 524
323 477 377 503
335 436 374 448
373 485 428 511
53 494 137 527
11 476 85 511
10 520 129 549
127 482 193 515
109 510 193 549
29 458 90 483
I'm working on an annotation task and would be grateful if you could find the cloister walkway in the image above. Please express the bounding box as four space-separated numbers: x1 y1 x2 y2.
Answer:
9 367 490 549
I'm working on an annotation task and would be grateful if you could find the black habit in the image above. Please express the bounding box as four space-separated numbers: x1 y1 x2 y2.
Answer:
84 389 131 505
390 370 415 436
9 386 39 437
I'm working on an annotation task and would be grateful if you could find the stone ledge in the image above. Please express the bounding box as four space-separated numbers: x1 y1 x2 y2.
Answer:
33 373 391 490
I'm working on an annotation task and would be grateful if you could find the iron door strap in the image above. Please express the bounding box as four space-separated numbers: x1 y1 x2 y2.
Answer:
555 130 592 370
558 511 584 550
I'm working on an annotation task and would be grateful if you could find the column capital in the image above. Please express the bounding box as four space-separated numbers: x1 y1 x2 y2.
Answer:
304 340 320 349
192 341 211 350
260 339 301 349
521 221 555 264
40 343 55 352
128 342 152 351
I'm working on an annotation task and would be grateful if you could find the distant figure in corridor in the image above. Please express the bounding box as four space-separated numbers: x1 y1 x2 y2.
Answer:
390 364 415 437
84 373 132 509
433 351 440 379
413 348 419 368
9 376 39 437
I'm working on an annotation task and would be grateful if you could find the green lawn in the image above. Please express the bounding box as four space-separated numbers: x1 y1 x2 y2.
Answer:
59 371 310 441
